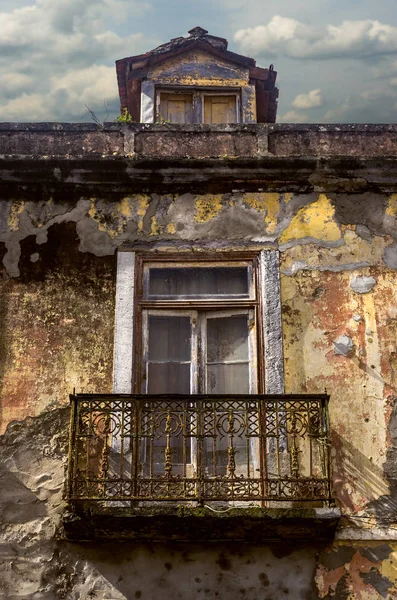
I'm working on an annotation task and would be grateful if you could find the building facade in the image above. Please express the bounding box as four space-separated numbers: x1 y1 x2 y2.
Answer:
0 122 397 599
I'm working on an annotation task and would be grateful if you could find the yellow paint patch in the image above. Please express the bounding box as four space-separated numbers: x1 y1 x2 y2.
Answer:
149 50 249 88
8 200 25 231
280 194 341 243
119 197 132 218
150 216 161 236
88 199 99 222
386 193 397 218
264 194 281 234
194 195 223 223
380 549 397 586
136 194 150 233
243 193 268 212
243 193 282 234
88 196 151 238
282 232 386 274
166 223 176 234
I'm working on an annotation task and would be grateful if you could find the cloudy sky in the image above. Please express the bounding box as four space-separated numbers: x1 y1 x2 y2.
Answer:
1 0 397 123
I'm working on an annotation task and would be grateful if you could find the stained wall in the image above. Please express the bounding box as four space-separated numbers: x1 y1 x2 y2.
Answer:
1 124 397 599
140 49 256 123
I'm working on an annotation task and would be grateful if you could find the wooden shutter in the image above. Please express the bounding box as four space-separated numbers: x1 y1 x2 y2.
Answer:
204 95 237 124
159 93 193 124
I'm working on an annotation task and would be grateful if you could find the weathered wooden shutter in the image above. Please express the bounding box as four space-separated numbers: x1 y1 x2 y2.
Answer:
204 95 237 124
159 93 193 123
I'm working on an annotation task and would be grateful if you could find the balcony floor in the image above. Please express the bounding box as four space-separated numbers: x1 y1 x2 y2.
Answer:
62 504 341 543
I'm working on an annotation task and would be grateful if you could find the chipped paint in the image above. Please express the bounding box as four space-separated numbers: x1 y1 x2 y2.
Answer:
150 215 161 236
148 50 249 88
194 194 223 223
166 222 176 234
280 194 341 244
136 194 150 232
281 231 388 275
8 200 25 232
243 192 281 234
119 197 132 218
316 543 397 599
386 194 397 218
3 120 397 600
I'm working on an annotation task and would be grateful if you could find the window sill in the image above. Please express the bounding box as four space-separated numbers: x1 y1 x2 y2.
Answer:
62 504 341 543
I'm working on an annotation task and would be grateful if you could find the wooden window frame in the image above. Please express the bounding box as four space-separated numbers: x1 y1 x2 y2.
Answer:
133 251 265 394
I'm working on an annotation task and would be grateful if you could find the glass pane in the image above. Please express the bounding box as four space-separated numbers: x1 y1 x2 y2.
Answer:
148 363 190 394
207 363 249 394
207 315 249 362
148 316 191 361
148 267 248 298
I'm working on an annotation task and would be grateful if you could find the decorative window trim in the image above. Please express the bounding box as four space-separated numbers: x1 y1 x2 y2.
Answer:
113 250 135 393
113 249 284 394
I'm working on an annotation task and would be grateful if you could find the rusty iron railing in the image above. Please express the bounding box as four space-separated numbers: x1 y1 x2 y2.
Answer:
67 394 332 505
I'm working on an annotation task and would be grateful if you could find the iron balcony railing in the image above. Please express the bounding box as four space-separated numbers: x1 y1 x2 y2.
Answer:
67 394 332 505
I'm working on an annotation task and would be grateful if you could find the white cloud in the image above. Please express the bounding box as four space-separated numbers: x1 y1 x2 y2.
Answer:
292 89 323 110
0 0 154 121
322 89 397 123
0 72 33 93
234 16 397 60
279 110 309 123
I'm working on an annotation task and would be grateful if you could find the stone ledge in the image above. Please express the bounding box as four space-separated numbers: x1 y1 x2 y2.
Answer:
62 505 341 543
1 156 397 196
1 123 397 160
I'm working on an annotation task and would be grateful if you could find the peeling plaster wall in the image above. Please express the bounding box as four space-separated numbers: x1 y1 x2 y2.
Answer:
142 50 256 124
2 125 397 598
0 221 115 430
148 50 250 88
2 408 397 599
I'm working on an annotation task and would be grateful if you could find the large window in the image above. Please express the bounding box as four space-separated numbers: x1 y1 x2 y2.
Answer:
135 255 260 395
113 249 285 397
135 254 260 479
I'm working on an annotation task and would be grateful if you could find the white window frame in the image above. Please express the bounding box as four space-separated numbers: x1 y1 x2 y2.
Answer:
113 249 285 395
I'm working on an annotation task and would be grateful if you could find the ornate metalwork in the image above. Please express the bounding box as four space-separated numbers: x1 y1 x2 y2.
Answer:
67 393 333 504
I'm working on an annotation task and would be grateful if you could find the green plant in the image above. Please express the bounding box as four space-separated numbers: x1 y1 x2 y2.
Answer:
115 109 134 123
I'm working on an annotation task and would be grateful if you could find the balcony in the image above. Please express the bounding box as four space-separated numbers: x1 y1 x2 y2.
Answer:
64 393 339 541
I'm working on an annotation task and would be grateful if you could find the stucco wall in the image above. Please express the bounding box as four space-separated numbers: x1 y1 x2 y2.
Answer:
1 124 397 598
140 50 255 124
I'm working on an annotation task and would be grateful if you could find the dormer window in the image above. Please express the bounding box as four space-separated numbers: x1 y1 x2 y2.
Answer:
116 27 278 124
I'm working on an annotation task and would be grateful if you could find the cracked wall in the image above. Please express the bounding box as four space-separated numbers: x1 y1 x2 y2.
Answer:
1 175 397 597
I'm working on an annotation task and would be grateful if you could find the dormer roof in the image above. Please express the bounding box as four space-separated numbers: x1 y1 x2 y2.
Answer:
115 28 278 123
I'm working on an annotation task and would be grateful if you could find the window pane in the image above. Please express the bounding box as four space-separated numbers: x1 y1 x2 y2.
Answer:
207 315 249 362
148 267 248 298
148 316 191 361
207 363 249 394
148 363 190 394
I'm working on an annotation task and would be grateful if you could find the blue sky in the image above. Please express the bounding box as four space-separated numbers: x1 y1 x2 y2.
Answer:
1 0 397 123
